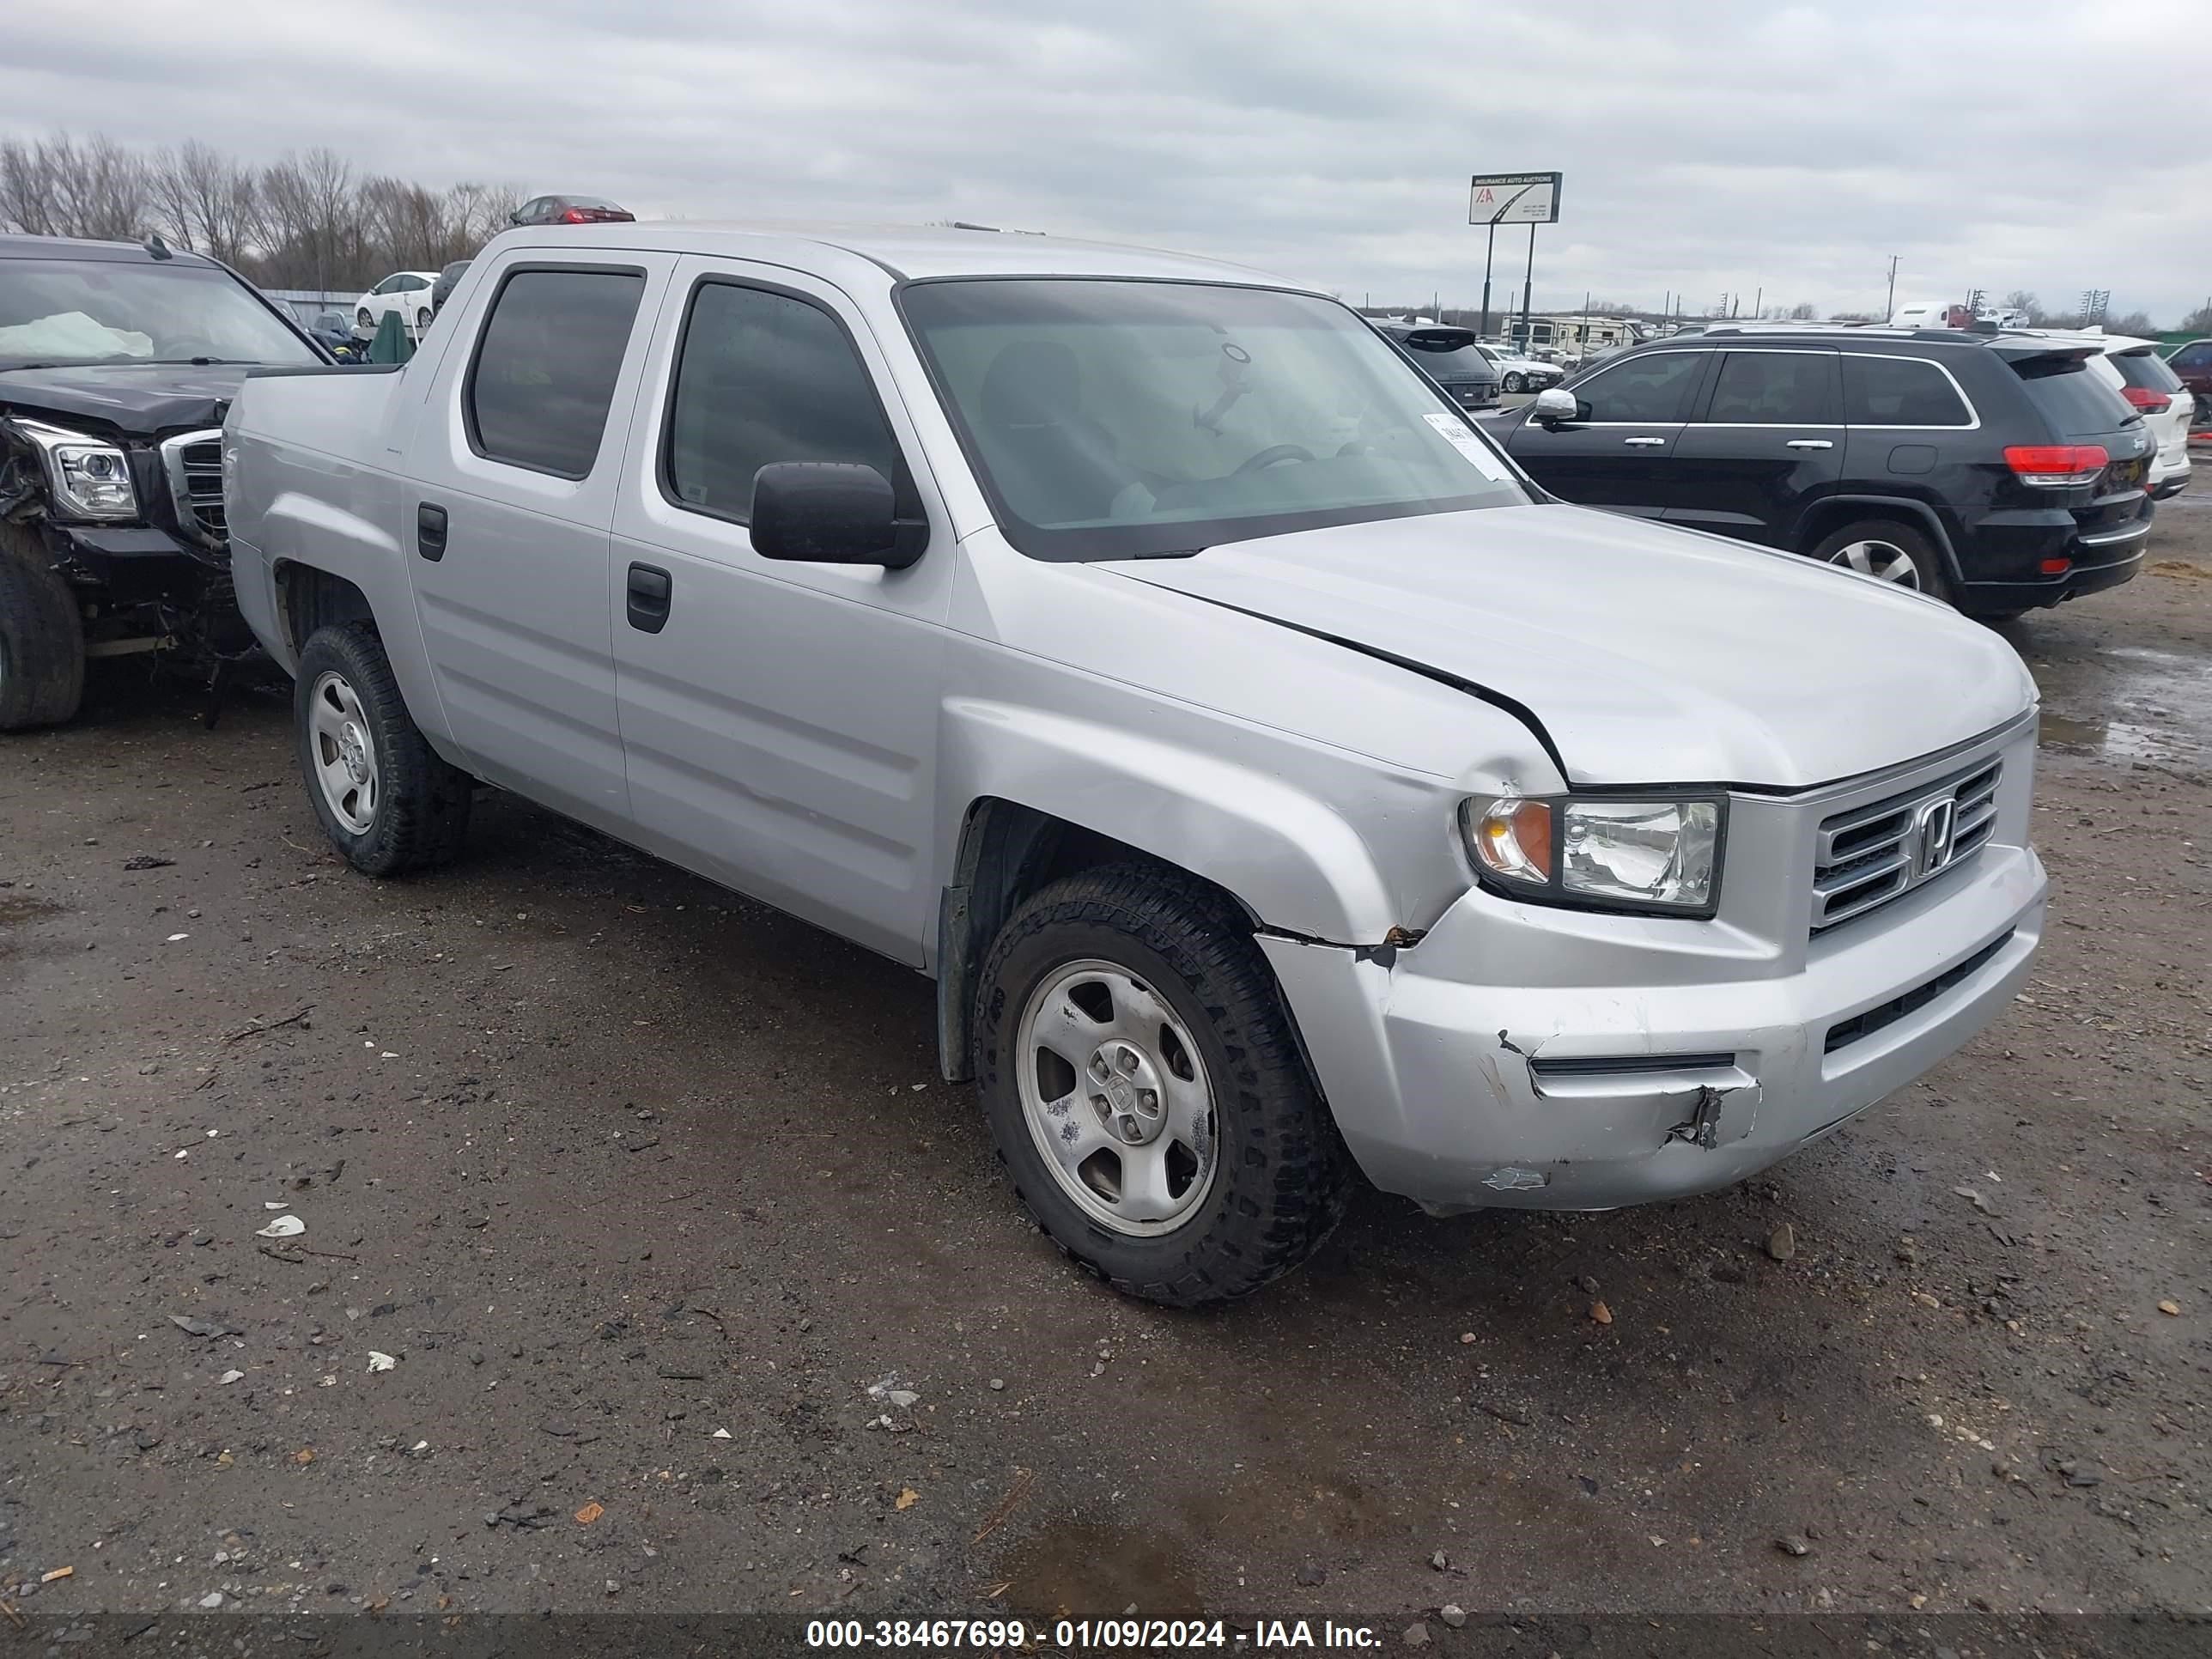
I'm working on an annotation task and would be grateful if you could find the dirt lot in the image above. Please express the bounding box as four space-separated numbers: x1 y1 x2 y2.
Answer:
3 501 2209 1634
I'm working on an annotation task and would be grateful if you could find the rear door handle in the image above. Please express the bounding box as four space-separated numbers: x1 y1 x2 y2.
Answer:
626 562 672 634
1785 439 1835 450
1622 435 1667 447
416 502 447 562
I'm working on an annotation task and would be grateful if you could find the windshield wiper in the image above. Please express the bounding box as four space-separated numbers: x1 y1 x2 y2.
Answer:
146 357 245 366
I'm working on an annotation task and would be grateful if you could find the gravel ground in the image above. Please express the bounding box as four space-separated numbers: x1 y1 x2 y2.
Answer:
3 500 2209 1629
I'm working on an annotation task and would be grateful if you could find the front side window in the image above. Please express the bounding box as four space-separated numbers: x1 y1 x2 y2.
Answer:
0 258 319 368
1571 350 1704 422
901 279 1528 562
1843 356 1972 427
466 266 644 478
1700 351 1840 424
665 281 901 522
373 276 402 295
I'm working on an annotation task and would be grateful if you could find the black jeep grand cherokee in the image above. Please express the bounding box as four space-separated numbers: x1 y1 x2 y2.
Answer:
1492 325 2154 620
1 234 331 729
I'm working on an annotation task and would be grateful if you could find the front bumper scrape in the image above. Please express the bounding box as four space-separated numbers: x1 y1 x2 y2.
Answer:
1261 843 2045 1213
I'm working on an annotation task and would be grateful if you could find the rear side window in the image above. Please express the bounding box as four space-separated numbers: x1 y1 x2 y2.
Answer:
467 266 645 478
663 281 901 523
1842 356 1972 427
1573 350 1703 422
2011 357 2135 437
2109 350 2184 394
1701 351 1840 423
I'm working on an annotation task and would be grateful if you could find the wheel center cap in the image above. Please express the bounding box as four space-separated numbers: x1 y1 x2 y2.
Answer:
339 726 369 784
1088 1042 1166 1145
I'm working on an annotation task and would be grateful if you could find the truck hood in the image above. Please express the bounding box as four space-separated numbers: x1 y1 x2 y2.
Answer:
1107 503 2036 790
0 361 255 435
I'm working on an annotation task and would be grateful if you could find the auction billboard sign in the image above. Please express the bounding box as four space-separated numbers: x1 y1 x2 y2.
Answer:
1468 173 1562 225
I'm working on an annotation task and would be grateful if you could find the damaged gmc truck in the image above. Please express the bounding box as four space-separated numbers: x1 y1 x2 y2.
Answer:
222 224 2049 1305
1 233 330 729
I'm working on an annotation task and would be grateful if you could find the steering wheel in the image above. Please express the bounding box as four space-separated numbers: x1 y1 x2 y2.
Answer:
1234 443 1316 475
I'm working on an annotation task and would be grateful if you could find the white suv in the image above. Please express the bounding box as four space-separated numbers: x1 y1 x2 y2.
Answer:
2027 331 2193 499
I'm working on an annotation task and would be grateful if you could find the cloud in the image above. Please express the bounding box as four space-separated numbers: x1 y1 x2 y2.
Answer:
3 0 2204 321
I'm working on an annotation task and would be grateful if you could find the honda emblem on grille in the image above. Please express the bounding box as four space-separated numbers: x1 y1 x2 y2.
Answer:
1912 795 1959 878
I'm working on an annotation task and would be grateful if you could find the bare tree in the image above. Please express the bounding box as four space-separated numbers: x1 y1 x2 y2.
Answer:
1787 301 1818 319
2183 303 2212 335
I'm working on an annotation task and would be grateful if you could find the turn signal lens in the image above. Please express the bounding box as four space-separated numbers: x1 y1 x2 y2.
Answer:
1467 799 1555 884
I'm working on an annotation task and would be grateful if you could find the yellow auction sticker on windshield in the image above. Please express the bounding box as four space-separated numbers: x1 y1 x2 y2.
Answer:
1422 410 1512 480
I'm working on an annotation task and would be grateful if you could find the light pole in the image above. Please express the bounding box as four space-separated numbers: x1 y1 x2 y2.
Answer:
1885 254 1899 322
1479 221 1497 339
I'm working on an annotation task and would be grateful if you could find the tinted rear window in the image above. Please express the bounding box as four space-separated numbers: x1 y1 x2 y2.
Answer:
467 266 645 477
1404 342 1495 380
1843 356 1971 426
2012 357 2136 437
2109 350 2183 393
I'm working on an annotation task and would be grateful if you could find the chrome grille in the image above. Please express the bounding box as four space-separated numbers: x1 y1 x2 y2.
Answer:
160 428 227 545
1810 756 2002 933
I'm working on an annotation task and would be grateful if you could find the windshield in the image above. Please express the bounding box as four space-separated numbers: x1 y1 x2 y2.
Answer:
901 279 1529 561
0 258 320 370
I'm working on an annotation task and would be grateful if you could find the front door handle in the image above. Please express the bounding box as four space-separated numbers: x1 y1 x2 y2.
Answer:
416 502 447 562
1622 435 1668 447
626 562 672 634
1785 439 1835 450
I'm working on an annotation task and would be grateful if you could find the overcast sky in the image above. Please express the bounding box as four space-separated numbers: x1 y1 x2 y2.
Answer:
4 0 2206 323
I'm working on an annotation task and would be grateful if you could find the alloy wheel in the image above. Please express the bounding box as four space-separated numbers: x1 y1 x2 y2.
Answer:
1827 538 1923 587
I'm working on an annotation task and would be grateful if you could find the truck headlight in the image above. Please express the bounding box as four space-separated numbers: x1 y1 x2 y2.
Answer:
10 420 139 521
1462 794 1725 916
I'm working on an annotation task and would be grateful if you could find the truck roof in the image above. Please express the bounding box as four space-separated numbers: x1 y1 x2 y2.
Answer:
483 220 1302 289
0 232 222 268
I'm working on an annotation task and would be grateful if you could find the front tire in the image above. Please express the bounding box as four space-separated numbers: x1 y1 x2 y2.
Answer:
356 307 374 332
974 864 1354 1306
1807 518 1953 605
0 526 87 732
294 623 471 876
1503 372 1525 393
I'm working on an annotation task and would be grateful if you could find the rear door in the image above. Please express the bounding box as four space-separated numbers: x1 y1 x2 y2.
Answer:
607 258 954 966
1504 347 1709 517
403 251 674 833
1663 347 1844 545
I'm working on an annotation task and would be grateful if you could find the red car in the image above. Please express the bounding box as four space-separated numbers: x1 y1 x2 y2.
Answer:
507 194 635 227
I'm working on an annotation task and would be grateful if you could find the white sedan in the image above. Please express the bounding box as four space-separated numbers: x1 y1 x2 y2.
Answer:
351 270 441 338
1476 344 1563 393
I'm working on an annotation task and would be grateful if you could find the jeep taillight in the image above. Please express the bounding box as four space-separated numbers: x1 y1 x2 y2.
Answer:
2003 444 2107 486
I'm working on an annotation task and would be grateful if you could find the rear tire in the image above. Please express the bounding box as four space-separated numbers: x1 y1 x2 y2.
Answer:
1807 518 1953 605
974 863 1355 1306
0 526 87 732
294 622 471 876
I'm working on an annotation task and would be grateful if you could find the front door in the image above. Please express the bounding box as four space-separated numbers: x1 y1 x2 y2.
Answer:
1506 347 1709 518
608 259 953 966
403 253 672 833
1664 348 1844 545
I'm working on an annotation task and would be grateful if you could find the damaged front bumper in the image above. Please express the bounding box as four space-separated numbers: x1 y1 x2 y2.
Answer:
1262 766 2047 1212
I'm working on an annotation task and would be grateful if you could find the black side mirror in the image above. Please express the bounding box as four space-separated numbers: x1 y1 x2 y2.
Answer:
750 462 926 568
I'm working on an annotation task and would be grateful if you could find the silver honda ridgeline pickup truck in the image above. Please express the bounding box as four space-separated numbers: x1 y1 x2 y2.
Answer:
224 225 2047 1305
